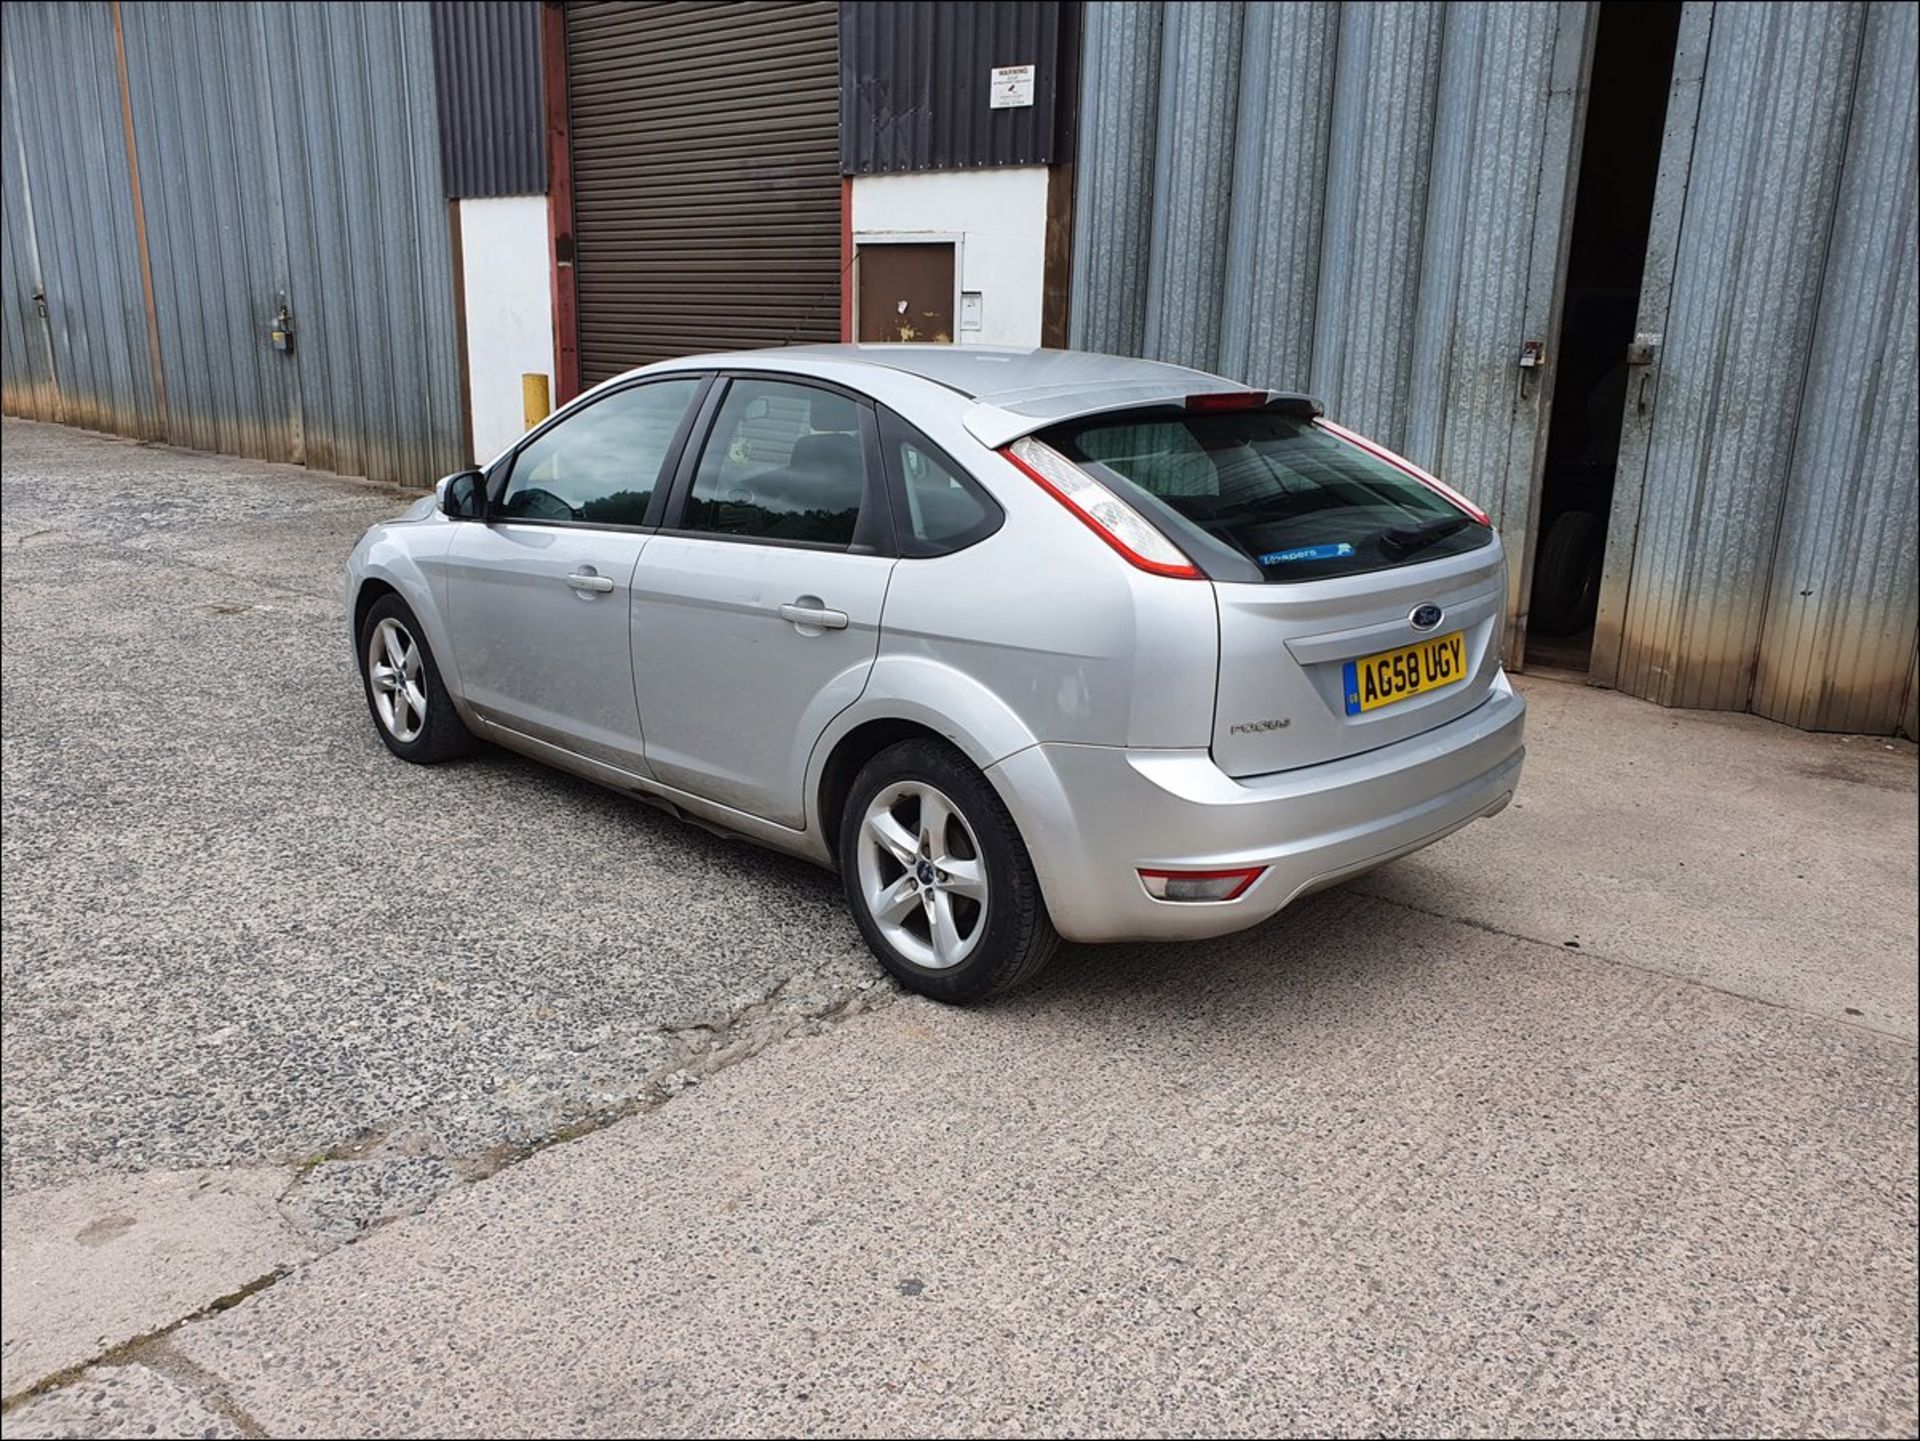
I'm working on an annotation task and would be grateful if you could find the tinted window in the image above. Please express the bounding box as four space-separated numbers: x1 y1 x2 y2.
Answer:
499 378 699 526
883 414 1000 556
1041 410 1493 583
682 379 868 547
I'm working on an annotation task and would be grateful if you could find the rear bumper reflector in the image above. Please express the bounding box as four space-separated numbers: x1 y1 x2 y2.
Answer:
1137 866 1267 902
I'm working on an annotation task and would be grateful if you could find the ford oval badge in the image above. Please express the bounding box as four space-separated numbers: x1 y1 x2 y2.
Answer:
1410 603 1443 631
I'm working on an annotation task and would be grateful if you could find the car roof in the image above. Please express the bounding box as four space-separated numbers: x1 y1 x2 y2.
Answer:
628 344 1322 449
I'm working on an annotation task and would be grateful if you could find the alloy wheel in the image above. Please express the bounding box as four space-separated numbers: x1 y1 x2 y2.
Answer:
366 616 427 743
856 781 988 970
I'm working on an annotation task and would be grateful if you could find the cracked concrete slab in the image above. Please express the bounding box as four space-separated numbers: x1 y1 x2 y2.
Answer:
0 1360 246 1440
155 907 1917 1436
0 1168 312 1397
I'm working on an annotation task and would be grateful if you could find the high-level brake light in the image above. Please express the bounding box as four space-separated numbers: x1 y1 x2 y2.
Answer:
1183 390 1271 413
1001 437 1203 580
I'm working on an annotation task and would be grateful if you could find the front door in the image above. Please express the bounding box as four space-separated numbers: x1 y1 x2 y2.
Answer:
633 375 895 828
446 374 705 770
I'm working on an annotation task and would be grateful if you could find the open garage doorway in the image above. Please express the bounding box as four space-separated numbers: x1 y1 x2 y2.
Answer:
1526 1 1683 671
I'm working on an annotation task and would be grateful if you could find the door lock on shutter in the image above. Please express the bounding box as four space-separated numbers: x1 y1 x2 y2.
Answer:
270 302 294 354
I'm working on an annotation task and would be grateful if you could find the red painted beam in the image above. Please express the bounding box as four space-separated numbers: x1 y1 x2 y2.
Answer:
840 177 854 343
542 1 581 404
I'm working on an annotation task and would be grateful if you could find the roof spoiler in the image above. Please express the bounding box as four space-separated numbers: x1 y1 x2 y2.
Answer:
962 388 1324 450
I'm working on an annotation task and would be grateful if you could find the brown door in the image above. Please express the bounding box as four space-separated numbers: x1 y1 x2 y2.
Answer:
565 1 841 384
856 243 955 343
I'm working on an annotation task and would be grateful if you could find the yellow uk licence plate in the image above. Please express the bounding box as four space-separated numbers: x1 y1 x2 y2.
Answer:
1343 631 1467 715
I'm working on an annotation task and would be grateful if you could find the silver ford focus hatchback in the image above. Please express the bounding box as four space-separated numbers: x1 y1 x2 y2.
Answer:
348 346 1525 1001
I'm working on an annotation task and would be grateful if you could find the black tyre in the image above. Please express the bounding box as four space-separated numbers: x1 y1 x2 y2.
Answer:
1530 509 1606 636
839 737 1059 1003
357 593 474 764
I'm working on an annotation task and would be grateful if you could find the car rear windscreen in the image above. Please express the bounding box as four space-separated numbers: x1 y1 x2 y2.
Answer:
1038 410 1493 583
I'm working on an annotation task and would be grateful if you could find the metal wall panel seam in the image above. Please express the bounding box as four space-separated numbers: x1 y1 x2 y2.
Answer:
109 0 168 440
1403 0 1486 471
1143 0 1243 371
1310 2 1447 446
1068 0 1163 355
249 0 306 464
1218 1 1338 389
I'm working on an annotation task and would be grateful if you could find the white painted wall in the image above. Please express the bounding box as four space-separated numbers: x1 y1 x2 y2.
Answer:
457 196 554 464
850 166 1050 348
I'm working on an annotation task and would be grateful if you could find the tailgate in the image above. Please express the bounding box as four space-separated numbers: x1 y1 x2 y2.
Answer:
1211 539 1507 778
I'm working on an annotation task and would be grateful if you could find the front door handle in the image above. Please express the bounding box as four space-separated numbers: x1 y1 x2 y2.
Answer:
566 570 615 593
778 601 849 630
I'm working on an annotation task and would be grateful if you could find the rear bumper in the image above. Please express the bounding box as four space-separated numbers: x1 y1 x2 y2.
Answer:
988 673 1526 943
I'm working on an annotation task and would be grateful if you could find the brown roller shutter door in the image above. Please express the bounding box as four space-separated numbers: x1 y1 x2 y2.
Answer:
564 1 842 385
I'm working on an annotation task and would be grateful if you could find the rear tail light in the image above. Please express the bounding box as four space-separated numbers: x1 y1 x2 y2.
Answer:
1138 867 1266 902
1315 417 1491 525
1001 437 1202 579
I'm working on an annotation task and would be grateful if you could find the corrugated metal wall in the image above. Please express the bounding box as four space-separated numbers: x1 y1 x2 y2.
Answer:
0 1 466 487
1074 0 1917 737
840 0 1078 174
0 2 160 439
431 0 545 198
1601 0 1917 736
1073 0 1589 644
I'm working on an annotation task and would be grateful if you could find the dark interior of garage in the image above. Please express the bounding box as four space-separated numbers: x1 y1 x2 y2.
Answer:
1526 0 1683 671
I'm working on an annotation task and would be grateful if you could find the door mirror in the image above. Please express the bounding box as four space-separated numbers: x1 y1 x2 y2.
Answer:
436 469 486 520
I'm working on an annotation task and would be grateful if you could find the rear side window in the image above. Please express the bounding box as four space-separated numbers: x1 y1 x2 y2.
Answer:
1040 410 1492 583
682 378 869 547
880 412 1001 556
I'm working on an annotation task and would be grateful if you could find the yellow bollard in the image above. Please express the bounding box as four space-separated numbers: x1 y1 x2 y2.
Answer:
522 373 552 430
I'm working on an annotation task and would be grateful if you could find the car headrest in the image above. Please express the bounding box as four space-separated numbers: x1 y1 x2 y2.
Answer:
807 393 859 433
789 431 862 478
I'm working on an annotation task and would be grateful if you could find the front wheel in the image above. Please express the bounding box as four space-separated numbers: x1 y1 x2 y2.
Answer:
357 593 474 764
839 738 1059 1003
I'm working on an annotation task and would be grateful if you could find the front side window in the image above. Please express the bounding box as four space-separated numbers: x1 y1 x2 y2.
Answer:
681 379 869 547
1040 410 1493 583
498 377 700 526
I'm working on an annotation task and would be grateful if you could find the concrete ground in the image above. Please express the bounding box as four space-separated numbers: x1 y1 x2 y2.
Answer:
1 417 1915 1438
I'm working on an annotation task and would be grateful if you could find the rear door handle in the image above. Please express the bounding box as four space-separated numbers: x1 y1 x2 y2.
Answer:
566 570 615 593
778 601 849 630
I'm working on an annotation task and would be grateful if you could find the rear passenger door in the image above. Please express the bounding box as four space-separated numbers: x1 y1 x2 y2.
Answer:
631 375 896 829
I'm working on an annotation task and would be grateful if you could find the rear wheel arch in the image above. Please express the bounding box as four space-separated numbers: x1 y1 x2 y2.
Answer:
816 717 949 857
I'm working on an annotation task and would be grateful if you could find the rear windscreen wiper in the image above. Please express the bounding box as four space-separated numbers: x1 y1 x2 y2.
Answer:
1380 514 1473 558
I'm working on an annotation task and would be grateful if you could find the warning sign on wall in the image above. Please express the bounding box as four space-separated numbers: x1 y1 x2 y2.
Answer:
990 64 1035 109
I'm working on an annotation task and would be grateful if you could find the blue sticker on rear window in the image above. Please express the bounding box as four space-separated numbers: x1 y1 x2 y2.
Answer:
1258 543 1355 565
